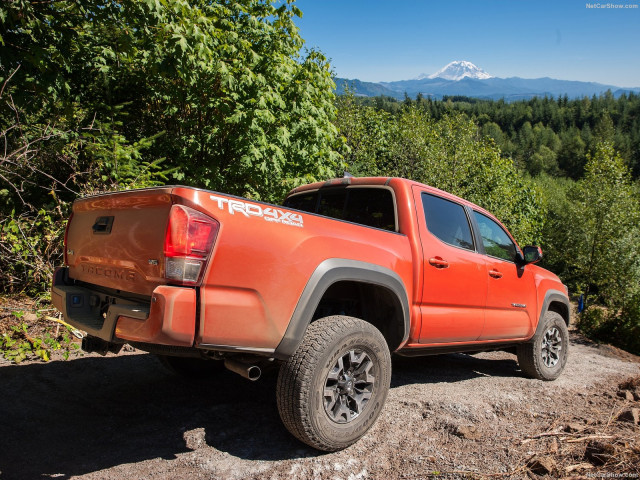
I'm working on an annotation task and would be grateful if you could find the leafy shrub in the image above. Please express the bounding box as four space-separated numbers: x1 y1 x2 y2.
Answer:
578 296 640 355
0 317 80 363
542 143 640 304
0 209 67 296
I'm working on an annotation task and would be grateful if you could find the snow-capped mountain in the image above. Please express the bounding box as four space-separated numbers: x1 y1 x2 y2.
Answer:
333 60 640 101
417 61 493 81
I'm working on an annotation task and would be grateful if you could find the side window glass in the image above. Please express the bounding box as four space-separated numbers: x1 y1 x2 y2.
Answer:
318 190 347 220
284 187 397 231
345 188 396 231
473 211 517 262
422 193 474 251
283 192 317 213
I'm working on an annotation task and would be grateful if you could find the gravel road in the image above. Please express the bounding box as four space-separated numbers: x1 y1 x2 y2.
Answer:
1 332 638 480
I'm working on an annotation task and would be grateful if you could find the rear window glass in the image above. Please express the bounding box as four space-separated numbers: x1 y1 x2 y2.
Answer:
318 189 347 220
422 193 474 251
283 187 396 231
283 192 317 212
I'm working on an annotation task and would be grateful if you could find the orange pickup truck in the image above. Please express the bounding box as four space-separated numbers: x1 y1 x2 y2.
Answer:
52 176 570 451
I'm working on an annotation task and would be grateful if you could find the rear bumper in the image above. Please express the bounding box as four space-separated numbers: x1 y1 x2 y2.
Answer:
51 267 196 347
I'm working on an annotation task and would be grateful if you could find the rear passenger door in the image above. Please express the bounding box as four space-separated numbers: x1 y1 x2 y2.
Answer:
415 189 487 344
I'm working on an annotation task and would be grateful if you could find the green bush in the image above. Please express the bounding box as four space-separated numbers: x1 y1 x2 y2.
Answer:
542 143 640 304
0 209 66 296
1 318 80 363
578 295 640 355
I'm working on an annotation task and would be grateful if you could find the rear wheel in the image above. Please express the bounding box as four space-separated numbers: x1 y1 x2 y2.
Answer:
517 311 569 381
277 316 391 451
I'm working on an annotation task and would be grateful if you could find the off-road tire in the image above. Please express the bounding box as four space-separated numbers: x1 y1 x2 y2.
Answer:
156 355 224 378
517 311 569 381
277 316 391 451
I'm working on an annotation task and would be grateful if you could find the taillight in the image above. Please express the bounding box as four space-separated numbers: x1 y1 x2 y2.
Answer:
164 205 219 285
63 212 74 265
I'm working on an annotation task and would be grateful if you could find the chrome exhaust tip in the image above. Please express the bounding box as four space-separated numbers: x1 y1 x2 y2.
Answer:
224 358 262 381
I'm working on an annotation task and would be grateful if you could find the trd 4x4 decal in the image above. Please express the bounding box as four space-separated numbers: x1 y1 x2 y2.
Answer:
209 195 304 228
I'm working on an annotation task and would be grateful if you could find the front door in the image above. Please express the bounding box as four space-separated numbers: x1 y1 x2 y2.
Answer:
471 211 536 340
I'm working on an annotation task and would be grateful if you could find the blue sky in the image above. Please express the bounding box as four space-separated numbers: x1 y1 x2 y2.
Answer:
293 0 640 87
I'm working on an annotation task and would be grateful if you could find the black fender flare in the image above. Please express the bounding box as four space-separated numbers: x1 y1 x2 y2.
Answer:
273 258 410 359
530 289 571 341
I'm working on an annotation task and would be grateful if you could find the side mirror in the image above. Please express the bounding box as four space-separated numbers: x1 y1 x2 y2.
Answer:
522 245 543 264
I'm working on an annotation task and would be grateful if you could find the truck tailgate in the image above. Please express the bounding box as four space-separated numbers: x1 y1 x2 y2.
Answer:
66 188 174 296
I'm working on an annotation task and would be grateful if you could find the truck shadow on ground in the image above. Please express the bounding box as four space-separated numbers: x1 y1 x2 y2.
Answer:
391 351 521 388
0 351 521 479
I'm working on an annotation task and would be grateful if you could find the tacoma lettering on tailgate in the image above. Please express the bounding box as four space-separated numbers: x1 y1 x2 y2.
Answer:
81 264 136 281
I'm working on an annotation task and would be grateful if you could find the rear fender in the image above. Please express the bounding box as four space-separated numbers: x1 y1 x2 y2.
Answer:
273 259 410 359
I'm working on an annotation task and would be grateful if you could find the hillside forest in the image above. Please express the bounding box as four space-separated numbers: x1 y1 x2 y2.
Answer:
1 0 639 354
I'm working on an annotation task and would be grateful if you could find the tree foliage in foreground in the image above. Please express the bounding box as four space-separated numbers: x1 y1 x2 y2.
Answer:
0 0 341 204
119 0 342 200
541 143 640 354
543 143 640 304
0 0 342 293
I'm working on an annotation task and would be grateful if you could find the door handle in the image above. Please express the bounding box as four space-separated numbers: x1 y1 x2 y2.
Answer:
489 269 503 279
429 257 449 269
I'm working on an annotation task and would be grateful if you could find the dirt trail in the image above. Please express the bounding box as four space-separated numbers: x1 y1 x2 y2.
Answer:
0 332 638 480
